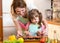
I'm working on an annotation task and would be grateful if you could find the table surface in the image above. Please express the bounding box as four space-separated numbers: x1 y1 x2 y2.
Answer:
2 39 60 43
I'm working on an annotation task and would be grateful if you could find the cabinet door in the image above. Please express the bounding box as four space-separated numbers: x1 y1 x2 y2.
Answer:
0 0 3 41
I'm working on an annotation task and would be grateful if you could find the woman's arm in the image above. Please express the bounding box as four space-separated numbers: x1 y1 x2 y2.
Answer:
12 16 23 37
42 18 48 29
41 18 48 36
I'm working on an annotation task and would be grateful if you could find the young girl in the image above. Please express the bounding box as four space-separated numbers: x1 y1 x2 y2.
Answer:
26 9 46 38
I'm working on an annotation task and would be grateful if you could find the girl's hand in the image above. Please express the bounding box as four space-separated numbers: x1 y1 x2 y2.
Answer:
24 31 30 35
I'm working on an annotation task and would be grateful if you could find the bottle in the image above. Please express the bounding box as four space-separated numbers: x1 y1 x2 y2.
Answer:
45 36 50 43
54 30 58 43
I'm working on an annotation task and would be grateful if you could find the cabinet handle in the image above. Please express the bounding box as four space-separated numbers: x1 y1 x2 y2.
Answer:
0 16 2 18
0 37 2 41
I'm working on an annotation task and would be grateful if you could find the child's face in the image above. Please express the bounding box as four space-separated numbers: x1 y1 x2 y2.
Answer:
31 17 39 24
15 7 26 17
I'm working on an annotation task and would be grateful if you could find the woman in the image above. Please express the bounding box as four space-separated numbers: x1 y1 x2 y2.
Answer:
11 0 29 38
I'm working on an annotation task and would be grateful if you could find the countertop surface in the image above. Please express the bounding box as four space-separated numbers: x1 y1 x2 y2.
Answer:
47 19 60 26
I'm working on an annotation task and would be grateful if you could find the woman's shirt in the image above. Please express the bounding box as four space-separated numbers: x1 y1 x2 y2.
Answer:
18 16 29 25
16 16 29 35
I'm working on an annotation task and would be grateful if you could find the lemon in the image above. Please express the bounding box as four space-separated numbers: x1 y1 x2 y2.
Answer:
18 37 24 43
8 35 16 41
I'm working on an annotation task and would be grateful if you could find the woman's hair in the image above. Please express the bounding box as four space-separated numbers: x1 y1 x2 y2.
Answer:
11 0 27 18
28 9 42 25
11 0 26 13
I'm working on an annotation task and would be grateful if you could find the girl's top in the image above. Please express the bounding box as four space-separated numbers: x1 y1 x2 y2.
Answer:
28 23 40 36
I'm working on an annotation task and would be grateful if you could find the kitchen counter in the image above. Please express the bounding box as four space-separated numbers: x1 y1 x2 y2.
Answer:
47 19 60 26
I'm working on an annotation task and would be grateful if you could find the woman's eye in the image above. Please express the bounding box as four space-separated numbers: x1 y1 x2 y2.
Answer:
17 11 20 12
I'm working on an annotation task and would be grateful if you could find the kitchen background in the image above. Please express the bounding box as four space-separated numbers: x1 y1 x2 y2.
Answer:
2 0 60 40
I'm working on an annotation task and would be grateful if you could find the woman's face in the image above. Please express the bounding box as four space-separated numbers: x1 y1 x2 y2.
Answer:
15 7 26 17
31 17 39 24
